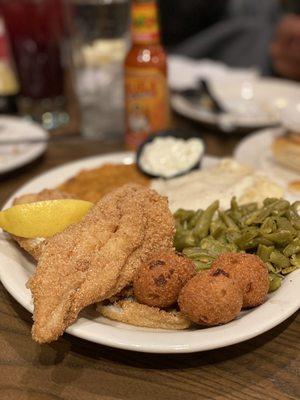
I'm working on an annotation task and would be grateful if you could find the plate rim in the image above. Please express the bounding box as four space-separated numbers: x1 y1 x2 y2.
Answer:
0 152 299 353
0 116 48 174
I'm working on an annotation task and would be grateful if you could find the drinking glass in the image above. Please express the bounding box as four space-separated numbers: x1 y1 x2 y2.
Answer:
0 0 71 130
70 0 130 140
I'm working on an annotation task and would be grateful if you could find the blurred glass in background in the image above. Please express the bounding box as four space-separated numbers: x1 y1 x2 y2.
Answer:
0 0 71 130
71 0 130 140
0 16 19 115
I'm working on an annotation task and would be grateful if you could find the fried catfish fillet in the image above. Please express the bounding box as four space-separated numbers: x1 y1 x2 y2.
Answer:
12 189 75 260
28 184 175 343
98 299 191 330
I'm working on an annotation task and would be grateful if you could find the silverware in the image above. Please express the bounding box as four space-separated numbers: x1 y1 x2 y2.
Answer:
174 78 225 114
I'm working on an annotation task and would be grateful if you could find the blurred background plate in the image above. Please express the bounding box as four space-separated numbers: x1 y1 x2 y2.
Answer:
171 77 300 133
0 116 48 174
234 127 299 202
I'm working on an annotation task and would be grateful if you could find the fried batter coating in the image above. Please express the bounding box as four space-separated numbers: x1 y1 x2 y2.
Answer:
12 189 75 259
211 253 269 308
58 163 149 202
28 184 174 343
133 250 196 308
98 299 191 330
178 269 243 326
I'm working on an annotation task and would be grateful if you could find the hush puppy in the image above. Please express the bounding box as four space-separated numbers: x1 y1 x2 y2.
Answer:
211 253 269 308
133 250 196 308
178 269 243 325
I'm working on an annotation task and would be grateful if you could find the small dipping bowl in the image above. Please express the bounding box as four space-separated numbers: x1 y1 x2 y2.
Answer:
136 130 205 179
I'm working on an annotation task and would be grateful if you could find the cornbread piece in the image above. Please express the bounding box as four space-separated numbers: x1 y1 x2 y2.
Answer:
211 253 269 308
133 250 196 308
59 163 149 202
28 184 175 343
178 269 243 325
98 299 191 330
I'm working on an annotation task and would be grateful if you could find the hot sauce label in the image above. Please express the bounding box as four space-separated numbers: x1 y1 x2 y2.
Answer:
125 67 170 149
131 2 160 43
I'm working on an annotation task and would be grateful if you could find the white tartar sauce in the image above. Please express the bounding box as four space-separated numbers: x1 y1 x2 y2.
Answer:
139 136 204 178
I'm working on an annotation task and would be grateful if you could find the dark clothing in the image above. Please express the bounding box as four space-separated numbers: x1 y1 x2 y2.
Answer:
159 0 283 74
158 0 228 47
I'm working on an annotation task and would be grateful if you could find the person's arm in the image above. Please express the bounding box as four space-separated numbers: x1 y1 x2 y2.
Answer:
270 14 300 80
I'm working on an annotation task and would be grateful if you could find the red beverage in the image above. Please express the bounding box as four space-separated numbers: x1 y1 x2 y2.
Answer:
0 0 67 100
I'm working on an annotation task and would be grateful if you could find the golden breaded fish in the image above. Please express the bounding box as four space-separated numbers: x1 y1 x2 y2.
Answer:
28 184 175 343
98 299 191 330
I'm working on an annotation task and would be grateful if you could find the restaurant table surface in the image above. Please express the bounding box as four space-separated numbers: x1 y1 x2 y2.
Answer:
0 115 299 400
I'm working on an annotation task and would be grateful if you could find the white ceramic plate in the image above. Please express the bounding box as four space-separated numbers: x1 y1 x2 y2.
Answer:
0 116 48 174
234 128 299 203
0 152 299 353
171 77 300 132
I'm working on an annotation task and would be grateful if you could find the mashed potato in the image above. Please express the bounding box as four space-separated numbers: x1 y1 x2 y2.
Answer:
151 159 284 212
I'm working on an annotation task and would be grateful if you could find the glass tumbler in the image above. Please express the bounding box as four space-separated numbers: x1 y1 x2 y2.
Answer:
70 0 130 140
0 0 71 130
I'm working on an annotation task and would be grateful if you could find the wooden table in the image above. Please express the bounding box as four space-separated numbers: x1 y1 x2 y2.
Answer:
0 116 299 400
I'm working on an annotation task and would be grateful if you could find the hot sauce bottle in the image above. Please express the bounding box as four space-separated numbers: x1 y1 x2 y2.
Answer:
124 0 170 149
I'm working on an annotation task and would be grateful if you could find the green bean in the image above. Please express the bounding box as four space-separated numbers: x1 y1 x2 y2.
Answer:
283 238 300 257
269 274 282 292
244 207 271 225
291 201 300 214
231 196 239 212
219 211 240 231
182 248 211 261
200 236 238 257
173 197 300 292
260 217 277 234
193 200 219 239
226 228 241 244
257 244 274 263
290 254 300 268
210 220 225 239
290 214 300 230
239 203 258 216
251 236 274 247
264 231 294 246
173 209 195 222
188 209 203 229
281 266 298 275
270 250 290 268
234 227 258 248
275 216 295 232
271 199 290 216
174 231 196 251
263 198 279 206
266 262 276 273
193 260 212 271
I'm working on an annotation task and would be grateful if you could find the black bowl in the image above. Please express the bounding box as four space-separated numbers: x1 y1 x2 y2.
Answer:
136 129 206 179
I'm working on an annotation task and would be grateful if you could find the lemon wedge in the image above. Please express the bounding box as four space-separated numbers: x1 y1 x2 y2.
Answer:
0 199 93 238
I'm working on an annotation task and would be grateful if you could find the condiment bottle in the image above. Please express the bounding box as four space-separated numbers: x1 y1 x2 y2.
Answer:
0 17 19 115
124 0 170 150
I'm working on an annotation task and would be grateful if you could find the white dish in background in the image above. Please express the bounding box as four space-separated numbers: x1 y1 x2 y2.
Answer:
234 128 299 202
171 77 300 132
0 116 48 174
0 152 299 353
